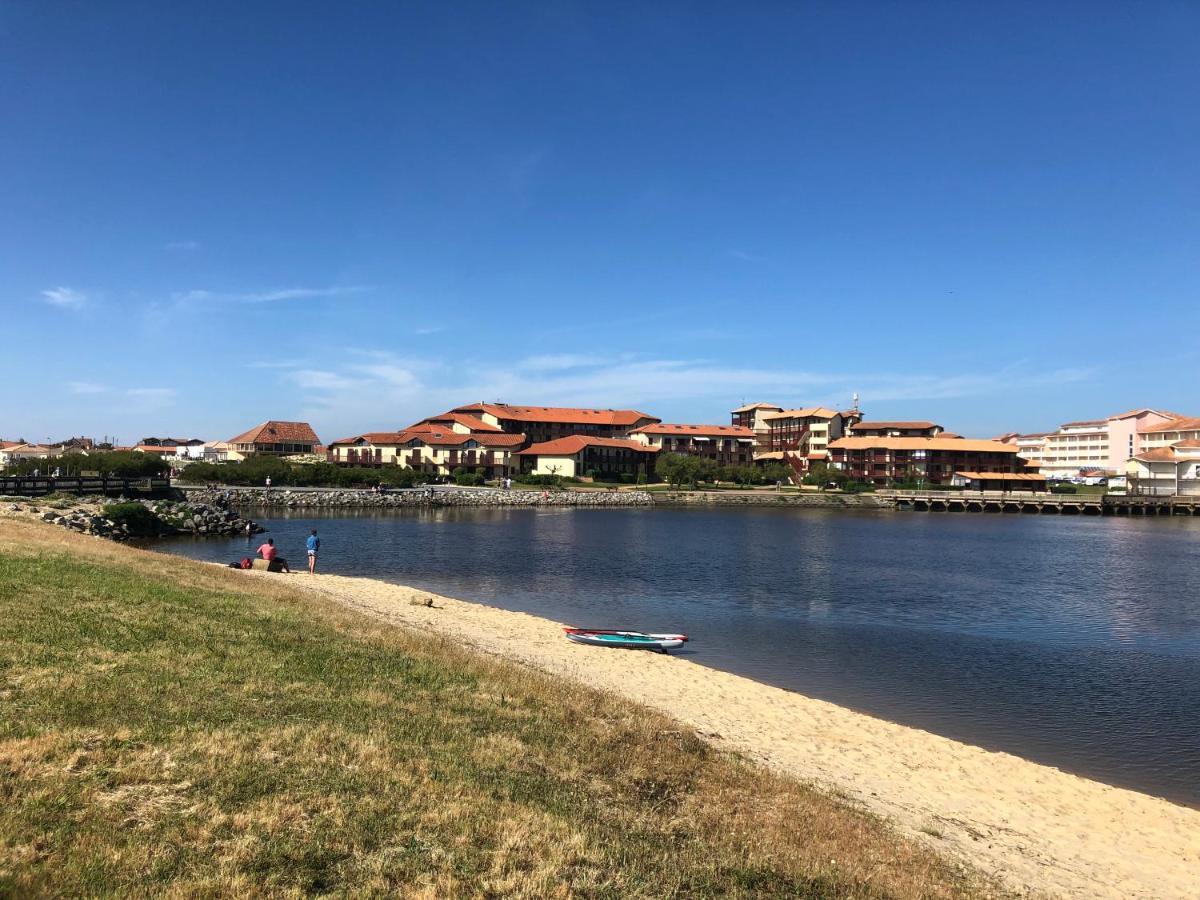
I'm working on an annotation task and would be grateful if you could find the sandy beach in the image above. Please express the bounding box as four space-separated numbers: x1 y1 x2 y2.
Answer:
242 567 1200 899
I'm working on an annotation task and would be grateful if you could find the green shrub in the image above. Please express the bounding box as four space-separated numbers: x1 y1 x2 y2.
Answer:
514 473 564 487
101 502 161 536
1050 483 1078 494
454 471 485 486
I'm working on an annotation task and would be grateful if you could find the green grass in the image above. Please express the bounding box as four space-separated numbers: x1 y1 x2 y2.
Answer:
0 520 986 898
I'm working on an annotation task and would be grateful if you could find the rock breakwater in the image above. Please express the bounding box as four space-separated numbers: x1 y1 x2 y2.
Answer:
3 496 261 540
185 487 655 508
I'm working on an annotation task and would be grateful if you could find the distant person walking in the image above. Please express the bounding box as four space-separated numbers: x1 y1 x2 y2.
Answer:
265 475 272 489
306 529 320 575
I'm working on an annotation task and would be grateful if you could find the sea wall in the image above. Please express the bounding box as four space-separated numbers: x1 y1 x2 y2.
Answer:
183 487 655 508
180 485 893 510
651 491 891 509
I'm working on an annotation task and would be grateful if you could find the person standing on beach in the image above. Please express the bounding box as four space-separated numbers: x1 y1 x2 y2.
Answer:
265 475 272 489
306 528 320 575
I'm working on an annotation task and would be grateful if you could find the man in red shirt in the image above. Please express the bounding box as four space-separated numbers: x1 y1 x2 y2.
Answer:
255 538 290 573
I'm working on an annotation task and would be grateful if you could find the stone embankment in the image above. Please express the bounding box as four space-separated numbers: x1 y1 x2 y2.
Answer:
2 496 261 541
185 487 655 508
182 485 892 510
651 491 889 508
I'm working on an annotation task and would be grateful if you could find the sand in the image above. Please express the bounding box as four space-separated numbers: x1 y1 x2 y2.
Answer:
252 569 1200 900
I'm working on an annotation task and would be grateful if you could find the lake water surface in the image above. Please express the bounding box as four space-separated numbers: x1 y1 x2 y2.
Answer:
155 506 1200 807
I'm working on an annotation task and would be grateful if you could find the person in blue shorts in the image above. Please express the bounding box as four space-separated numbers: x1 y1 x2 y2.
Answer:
306 529 320 575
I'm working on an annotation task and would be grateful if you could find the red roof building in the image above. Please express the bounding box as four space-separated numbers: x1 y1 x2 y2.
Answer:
228 421 321 456
627 423 755 466
517 436 658 480
448 402 659 444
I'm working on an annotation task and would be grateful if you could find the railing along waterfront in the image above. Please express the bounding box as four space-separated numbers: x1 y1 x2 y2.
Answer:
877 489 1199 516
0 475 171 498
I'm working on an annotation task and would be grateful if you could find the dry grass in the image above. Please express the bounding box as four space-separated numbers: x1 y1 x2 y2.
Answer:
0 518 995 897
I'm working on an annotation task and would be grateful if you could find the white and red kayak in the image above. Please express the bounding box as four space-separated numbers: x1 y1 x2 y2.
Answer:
563 627 689 652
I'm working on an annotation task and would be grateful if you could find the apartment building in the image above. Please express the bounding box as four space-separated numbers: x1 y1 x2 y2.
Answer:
446 402 659 444
730 403 783 454
328 429 525 477
848 421 943 438
627 424 755 466
827 436 1028 485
1019 409 1181 478
1137 416 1200 451
760 408 851 461
516 436 659 479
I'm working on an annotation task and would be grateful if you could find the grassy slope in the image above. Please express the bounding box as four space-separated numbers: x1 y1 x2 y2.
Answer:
0 520 986 898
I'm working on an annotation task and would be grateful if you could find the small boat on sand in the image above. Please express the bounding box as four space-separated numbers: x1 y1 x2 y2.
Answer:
563 627 688 652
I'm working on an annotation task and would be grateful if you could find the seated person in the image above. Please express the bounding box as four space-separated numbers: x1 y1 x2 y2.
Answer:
255 538 290 573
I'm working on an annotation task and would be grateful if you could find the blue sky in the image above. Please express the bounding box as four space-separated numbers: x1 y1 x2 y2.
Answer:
3 2 1197 445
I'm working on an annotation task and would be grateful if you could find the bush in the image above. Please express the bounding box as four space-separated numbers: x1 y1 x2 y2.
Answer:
8 451 169 479
178 459 429 488
101 502 161 536
516 472 566 487
454 471 485 486
1050 483 1078 494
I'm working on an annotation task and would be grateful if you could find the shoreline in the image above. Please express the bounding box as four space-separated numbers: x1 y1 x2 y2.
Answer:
242 565 1199 899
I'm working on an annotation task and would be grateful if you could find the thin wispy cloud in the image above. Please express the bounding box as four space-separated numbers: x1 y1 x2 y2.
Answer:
413 326 443 336
126 387 177 408
287 369 359 391
285 350 1097 437
246 360 302 369
40 287 87 310
727 249 767 263
172 285 371 306
67 381 108 394
165 240 200 251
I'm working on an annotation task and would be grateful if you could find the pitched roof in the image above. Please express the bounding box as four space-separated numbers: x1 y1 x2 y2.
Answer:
761 407 840 421
731 402 783 413
454 402 659 427
628 423 755 437
328 431 411 447
330 430 525 448
829 436 1020 453
1132 447 1181 462
1107 408 1187 421
416 411 502 432
517 436 659 456
1139 416 1200 434
228 421 320 445
954 471 1047 481
1059 419 1107 428
850 421 939 431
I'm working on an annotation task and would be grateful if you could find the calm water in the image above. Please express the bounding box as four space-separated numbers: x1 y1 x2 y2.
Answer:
156 507 1200 807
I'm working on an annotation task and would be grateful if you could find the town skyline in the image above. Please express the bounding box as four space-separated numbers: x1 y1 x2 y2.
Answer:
5 4 1198 440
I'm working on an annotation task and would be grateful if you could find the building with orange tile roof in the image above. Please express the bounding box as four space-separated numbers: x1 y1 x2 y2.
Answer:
849 421 943 437
1125 440 1200 497
627 423 755 466
828 436 1029 486
228 421 321 457
1019 408 1184 478
448 402 659 445
327 428 526 478
516 436 658 479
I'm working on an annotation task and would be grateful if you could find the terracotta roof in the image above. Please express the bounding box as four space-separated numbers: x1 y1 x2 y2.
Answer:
851 421 939 431
517 436 660 456
420 432 525 448
328 431 411 447
731 402 783 413
1059 419 1107 428
1107 408 1187 421
954 471 1047 481
417 412 502 432
1174 439 1200 448
628 423 755 437
228 421 320 445
453 402 658 427
1139 416 1200 434
133 445 179 454
829 437 1019 453
0 440 21 450
938 432 962 439
1132 447 1180 462
761 407 840 421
